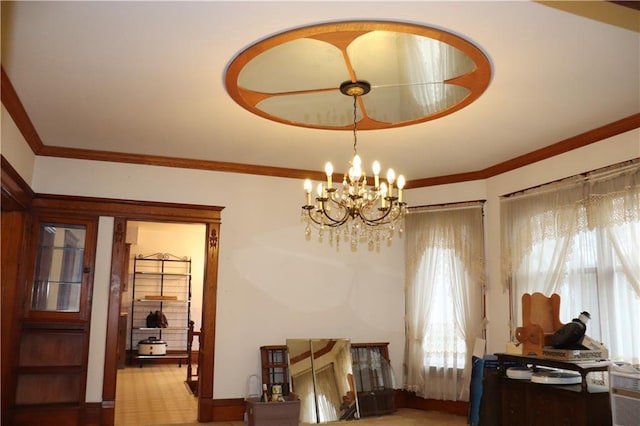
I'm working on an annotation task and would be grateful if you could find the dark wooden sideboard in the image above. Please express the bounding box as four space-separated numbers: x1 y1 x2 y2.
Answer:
495 353 611 426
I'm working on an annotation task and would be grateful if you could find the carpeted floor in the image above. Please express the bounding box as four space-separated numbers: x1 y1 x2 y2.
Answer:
115 365 467 426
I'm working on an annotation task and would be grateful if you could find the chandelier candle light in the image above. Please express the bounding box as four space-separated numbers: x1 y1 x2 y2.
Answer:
302 80 407 251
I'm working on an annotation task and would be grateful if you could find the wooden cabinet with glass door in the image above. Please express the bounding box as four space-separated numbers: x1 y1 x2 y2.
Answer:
29 221 91 315
260 345 291 397
12 215 98 419
351 342 395 417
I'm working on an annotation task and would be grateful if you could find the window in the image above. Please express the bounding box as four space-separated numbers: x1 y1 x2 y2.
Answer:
404 203 485 401
503 160 640 365
512 213 639 364
420 247 468 369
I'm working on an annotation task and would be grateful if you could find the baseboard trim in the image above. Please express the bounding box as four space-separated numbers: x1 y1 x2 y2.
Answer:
7 391 468 425
395 389 469 416
83 402 103 425
7 402 104 425
209 397 246 422
202 390 468 422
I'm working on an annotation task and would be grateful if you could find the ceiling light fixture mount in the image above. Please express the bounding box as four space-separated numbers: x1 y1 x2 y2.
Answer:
302 80 406 251
339 80 371 97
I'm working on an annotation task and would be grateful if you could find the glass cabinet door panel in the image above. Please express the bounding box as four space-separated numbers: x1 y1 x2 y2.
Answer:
350 343 394 417
31 223 87 312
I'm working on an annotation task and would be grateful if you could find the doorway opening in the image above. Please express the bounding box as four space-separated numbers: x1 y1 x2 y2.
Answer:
114 220 206 425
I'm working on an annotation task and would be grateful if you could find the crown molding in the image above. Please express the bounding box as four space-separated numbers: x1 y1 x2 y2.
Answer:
1 67 44 154
1 155 34 211
2 68 638 189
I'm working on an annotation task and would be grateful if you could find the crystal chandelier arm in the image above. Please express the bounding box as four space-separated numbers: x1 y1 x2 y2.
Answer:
305 208 351 228
302 196 352 228
357 200 406 226
318 197 352 227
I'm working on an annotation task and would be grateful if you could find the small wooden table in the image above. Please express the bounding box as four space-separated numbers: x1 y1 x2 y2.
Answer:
495 353 612 426
496 353 610 391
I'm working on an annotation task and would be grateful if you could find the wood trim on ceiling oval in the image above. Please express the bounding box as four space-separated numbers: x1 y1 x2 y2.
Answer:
224 20 492 131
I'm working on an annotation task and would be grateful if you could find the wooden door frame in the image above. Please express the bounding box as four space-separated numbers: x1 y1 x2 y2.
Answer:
108 210 222 423
27 195 222 424
2 156 223 423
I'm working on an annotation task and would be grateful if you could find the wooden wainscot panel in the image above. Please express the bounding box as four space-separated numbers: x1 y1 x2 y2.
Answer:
19 331 84 367
11 405 82 426
15 373 82 405
10 403 100 426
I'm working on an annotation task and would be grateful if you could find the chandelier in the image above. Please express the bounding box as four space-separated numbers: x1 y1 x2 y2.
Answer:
301 80 407 251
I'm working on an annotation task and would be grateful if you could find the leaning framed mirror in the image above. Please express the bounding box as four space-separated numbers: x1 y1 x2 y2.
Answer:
287 338 359 423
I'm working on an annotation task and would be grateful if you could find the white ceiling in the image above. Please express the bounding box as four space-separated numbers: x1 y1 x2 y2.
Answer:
2 1 639 185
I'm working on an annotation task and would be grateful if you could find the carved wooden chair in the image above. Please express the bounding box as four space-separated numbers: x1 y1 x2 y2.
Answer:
515 292 563 356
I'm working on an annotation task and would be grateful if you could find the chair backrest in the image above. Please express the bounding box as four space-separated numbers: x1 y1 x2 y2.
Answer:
521 292 563 333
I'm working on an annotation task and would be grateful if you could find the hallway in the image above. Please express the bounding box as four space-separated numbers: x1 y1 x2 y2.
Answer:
116 365 198 425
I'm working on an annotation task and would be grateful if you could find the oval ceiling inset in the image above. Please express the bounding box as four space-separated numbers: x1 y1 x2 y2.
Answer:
225 20 492 130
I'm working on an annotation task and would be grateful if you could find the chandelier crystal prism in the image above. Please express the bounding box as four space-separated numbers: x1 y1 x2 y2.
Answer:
302 80 407 251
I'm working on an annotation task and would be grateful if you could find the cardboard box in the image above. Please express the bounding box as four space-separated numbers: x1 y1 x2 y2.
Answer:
246 397 300 426
540 348 607 361
580 335 608 354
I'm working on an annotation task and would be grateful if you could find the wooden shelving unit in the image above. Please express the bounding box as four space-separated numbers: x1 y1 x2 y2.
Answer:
129 253 191 366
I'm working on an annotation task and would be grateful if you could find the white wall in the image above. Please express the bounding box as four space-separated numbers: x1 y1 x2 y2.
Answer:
86 217 114 402
0 104 35 185
405 128 640 355
31 157 406 399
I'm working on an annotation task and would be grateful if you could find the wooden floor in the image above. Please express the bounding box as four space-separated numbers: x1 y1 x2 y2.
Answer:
115 365 467 425
116 364 198 425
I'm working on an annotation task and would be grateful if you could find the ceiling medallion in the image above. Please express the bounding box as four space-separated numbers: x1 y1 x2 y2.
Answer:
224 21 491 250
224 20 492 130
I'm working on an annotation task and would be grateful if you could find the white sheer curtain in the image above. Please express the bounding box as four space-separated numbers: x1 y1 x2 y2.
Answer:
501 160 640 364
314 364 340 423
501 179 584 326
334 343 353 395
404 203 485 401
588 166 640 363
292 369 317 423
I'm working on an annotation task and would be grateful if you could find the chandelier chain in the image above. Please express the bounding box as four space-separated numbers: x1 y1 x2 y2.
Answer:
352 95 358 157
